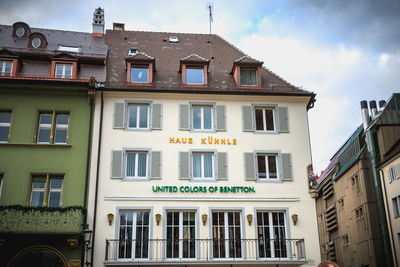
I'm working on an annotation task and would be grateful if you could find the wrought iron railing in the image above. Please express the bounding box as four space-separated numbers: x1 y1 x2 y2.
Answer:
104 238 306 263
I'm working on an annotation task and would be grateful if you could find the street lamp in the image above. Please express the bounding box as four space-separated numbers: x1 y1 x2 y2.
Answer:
82 226 93 267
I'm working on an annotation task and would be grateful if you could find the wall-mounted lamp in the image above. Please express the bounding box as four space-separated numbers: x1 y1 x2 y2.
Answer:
82 227 93 247
155 214 161 225
247 214 253 226
202 214 208 225
107 213 114 226
292 214 298 225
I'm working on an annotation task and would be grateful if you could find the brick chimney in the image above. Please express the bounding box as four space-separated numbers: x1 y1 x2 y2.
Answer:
92 7 104 37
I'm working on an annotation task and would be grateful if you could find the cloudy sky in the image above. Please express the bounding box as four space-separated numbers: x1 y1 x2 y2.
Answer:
1 0 399 173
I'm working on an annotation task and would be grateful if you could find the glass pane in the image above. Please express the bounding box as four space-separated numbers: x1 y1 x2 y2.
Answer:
50 178 63 189
128 105 138 128
137 153 147 177
268 156 277 179
40 114 53 124
5 62 12 73
131 67 149 83
255 109 264 130
204 153 213 178
193 107 201 129
31 191 44 206
54 129 67 143
38 128 51 143
32 181 45 189
186 68 204 84
203 107 212 129
265 109 274 130
257 155 266 178
48 192 61 207
240 69 257 86
126 153 136 177
0 112 11 123
0 127 9 142
64 65 72 77
56 115 69 125
139 105 148 128
193 153 201 177
55 65 63 76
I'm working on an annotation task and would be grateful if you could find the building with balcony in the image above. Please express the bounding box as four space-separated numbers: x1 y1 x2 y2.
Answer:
87 24 320 266
0 8 107 266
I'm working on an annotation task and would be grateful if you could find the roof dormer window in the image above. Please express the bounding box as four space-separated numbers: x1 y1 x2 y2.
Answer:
131 65 149 83
0 61 13 77
125 51 155 85
180 54 209 87
32 38 41 48
232 56 263 88
128 48 139 56
186 66 204 85
16 27 25 37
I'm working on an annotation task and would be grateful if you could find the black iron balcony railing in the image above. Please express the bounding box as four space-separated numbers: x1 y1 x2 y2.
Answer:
104 238 306 265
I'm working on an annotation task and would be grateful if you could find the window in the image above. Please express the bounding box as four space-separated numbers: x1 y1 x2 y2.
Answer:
355 206 364 219
127 104 149 129
0 61 13 76
16 27 25 37
212 211 242 259
179 150 226 180
244 151 292 182
30 174 63 207
32 38 41 48
255 107 274 131
131 65 149 83
192 105 213 130
388 163 400 183
126 151 148 179
166 211 196 259
113 101 162 131
179 103 226 132
57 45 80 53
240 68 257 86
342 234 349 245
256 153 278 180
186 67 204 85
192 152 214 179
118 210 150 259
55 63 73 79
37 112 69 144
393 195 400 218
242 105 288 133
256 211 287 258
351 174 360 193
0 111 12 142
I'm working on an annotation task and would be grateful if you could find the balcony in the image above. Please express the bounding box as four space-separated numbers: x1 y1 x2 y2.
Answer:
0 206 85 234
104 238 307 265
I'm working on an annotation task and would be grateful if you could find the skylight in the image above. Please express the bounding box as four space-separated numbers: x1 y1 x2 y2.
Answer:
57 45 80 53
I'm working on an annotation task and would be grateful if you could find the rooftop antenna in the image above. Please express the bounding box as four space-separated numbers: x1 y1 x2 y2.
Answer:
207 2 213 34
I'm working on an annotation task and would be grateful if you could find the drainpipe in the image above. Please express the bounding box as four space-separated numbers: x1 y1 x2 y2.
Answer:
90 88 104 267
360 100 394 267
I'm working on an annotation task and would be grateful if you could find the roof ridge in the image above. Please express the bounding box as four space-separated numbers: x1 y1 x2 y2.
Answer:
214 34 311 93
106 28 217 36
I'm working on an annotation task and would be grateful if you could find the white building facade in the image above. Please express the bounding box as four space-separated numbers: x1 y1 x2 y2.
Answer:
87 29 320 267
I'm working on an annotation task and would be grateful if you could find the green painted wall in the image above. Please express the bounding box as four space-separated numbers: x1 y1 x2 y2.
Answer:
0 87 90 207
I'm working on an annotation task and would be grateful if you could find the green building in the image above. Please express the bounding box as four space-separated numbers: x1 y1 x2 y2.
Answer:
0 8 107 266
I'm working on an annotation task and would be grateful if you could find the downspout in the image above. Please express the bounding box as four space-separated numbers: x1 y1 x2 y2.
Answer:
90 89 104 267
379 168 398 267
82 78 96 265
360 101 394 267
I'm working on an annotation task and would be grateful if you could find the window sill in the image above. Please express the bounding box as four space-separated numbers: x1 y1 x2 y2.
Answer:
183 84 208 88
0 143 71 148
127 82 153 86
237 85 262 89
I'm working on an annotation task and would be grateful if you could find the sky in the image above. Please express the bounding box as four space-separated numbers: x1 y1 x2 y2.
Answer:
1 0 399 173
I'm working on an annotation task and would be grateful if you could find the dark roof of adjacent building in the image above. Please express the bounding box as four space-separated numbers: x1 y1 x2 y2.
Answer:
105 29 315 98
0 24 108 61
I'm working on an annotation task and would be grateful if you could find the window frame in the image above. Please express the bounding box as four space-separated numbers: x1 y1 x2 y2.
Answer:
239 67 258 86
255 150 282 182
0 60 14 77
55 63 73 79
0 110 12 143
126 62 153 85
181 63 208 87
126 102 150 130
51 60 77 79
252 104 279 134
185 66 205 85
36 111 70 144
116 208 152 260
233 65 262 88
190 149 216 181
256 153 279 181
123 148 150 181
189 102 216 132
163 208 199 260
393 195 400 218
254 208 290 259
130 64 149 83
29 174 64 207
210 208 245 259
